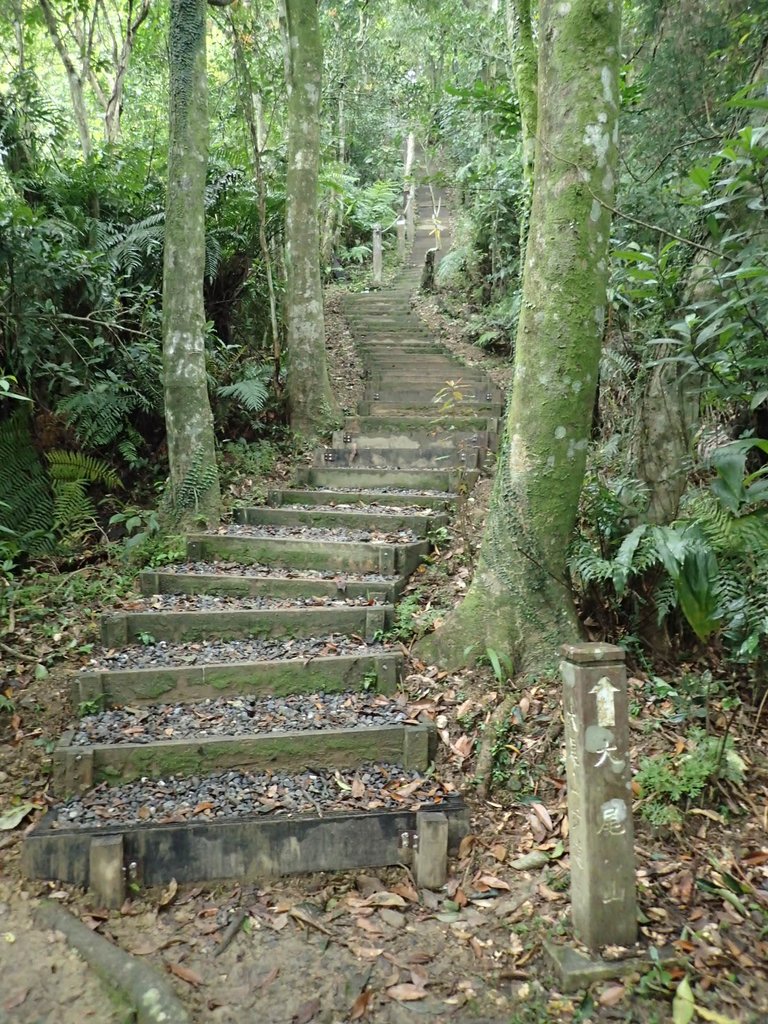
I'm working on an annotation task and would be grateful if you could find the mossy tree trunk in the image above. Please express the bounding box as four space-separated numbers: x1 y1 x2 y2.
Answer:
506 0 537 184
420 0 622 674
162 0 220 527
279 0 340 437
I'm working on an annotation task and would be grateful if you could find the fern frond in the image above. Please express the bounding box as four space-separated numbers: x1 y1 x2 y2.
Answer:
47 450 121 490
52 480 96 532
216 364 271 415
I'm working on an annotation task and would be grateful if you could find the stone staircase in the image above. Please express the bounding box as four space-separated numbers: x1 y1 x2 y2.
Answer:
22 189 502 902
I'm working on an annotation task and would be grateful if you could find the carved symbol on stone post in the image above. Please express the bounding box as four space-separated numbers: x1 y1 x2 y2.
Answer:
594 741 624 771
590 676 619 728
600 878 626 905
597 798 627 836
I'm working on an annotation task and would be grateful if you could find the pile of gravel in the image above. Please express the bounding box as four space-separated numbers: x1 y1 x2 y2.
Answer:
208 524 419 544
54 763 453 828
72 690 408 745
115 593 385 614
159 562 396 583
90 634 393 671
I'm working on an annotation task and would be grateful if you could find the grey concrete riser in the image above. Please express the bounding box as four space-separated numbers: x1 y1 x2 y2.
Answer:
313 447 482 471
138 570 401 604
360 402 503 417
72 652 405 709
269 488 454 511
186 534 429 576
345 416 499 435
100 604 394 648
22 801 469 887
295 467 478 491
331 429 491 451
235 505 449 536
52 723 433 796
363 387 502 404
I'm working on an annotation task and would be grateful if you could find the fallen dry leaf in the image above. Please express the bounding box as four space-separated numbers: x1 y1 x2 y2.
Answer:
347 943 385 959
458 834 475 859
349 989 374 1020
256 966 279 989
476 873 511 892
3 988 28 1012
491 843 507 861
391 881 419 903
166 962 204 987
599 984 626 1006
387 983 428 1002
363 892 407 908
292 997 320 1023
410 964 429 989
158 878 178 908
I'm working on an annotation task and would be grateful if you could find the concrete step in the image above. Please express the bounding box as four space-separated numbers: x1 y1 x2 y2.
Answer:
100 602 393 648
138 568 402 603
235 503 449 536
313 446 482 471
186 531 429 576
332 428 489 450
360 399 504 417
295 466 477 491
269 487 455 511
345 414 499 434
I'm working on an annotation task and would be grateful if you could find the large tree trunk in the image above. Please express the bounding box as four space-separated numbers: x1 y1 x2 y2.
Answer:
279 0 340 436
162 0 220 527
420 0 622 674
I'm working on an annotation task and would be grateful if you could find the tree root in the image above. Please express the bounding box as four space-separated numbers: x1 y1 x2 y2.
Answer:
473 698 564 802
34 901 192 1024
474 694 518 802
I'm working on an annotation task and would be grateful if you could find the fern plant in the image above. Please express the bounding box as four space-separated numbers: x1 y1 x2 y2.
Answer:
216 363 271 415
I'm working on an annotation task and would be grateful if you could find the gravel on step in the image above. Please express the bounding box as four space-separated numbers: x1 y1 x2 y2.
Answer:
160 561 397 583
54 762 454 828
116 593 385 614
308 486 457 498
91 634 394 671
260 502 435 516
72 691 407 746
210 524 419 544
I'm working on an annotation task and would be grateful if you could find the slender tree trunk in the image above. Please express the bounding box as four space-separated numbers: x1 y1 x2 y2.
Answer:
506 0 537 184
419 0 622 674
38 0 92 159
279 0 340 435
228 8 281 388
162 0 220 526
104 0 153 145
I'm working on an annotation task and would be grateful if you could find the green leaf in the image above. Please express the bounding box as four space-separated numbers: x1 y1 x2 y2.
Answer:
673 977 695 1024
677 547 720 641
612 525 647 597
0 803 35 831
34 663 48 681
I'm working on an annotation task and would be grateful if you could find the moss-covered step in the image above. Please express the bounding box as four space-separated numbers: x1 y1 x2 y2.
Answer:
345 414 497 434
331 428 489 452
22 797 469 888
52 722 432 795
363 400 503 417
185 533 428 575
312 446 482 470
364 386 502 405
100 603 392 648
73 650 403 708
268 488 455 511
294 467 479 491
235 505 448 536
139 568 400 602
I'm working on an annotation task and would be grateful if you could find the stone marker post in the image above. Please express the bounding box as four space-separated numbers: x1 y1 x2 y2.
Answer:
560 643 637 949
372 224 383 287
397 216 407 261
406 185 416 244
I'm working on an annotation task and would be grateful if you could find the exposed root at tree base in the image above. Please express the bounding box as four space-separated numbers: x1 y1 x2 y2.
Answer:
34 901 192 1024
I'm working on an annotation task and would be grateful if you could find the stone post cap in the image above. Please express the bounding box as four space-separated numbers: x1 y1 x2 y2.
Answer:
560 642 625 664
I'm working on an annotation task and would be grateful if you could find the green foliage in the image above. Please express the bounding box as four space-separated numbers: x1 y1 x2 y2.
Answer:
636 728 745 827
216 363 271 415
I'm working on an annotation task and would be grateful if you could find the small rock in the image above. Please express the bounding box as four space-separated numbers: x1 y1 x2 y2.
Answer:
510 851 549 871
379 908 406 929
